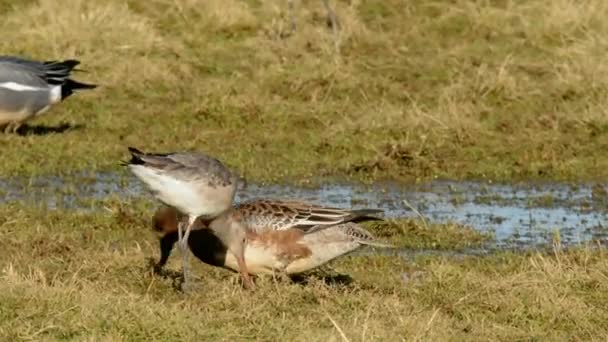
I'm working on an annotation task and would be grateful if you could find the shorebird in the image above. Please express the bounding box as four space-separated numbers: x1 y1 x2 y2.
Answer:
0 56 96 133
151 199 393 281
123 147 250 289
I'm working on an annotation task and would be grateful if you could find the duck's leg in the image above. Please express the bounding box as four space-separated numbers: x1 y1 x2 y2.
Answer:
275 271 292 283
11 122 22 134
234 248 254 290
4 120 24 134
3 122 14 134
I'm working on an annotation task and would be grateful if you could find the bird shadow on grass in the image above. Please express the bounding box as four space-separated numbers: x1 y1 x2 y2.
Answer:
145 256 355 292
145 257 186 292
16 122 84 136
289 271 354 287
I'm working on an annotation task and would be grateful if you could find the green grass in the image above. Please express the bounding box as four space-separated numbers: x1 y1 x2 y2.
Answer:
366 219 491 250
1 203 607 340
0 0 606 184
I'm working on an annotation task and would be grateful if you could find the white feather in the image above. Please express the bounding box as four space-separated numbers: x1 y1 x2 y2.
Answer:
49 85 62 104
0 82 46 92
224 244 286 274
129 165 224 217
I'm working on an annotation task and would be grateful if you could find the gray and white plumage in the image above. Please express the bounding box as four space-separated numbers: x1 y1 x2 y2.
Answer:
0 56 97 133
124 147 239 219
124 146 246 290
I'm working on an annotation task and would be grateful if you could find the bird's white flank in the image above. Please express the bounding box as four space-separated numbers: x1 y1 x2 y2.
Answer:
0 82 45 92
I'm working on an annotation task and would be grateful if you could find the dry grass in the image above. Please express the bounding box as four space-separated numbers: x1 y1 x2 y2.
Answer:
0 1 607 338
0 203 607 340
0 0 604 183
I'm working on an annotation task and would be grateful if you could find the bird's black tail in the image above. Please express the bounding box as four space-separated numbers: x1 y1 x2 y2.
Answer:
44 59 80 71
44 59 82 85
120 147 146 166
346 209 384 224
61 79 97 100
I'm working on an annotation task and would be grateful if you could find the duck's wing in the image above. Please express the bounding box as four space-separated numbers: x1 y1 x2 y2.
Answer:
0 57 50 88
237 199 384 234
124 147 236 187
0 56 81 86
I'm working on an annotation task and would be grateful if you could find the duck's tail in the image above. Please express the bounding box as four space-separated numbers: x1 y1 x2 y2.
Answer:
120 147 149 167
343 223 396 248
61 78 97 100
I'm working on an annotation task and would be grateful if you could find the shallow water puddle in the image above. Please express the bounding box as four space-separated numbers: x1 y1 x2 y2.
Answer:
1 173 606 249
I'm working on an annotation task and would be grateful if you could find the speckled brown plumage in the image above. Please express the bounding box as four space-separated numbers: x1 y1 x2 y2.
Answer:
235 199 383 233
152 199 393 277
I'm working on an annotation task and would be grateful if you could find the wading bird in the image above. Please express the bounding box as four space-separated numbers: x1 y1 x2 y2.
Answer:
123 147 251 290
0 56 96 133
151 199 393 282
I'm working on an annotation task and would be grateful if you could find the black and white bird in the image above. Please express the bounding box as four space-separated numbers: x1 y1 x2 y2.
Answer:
0 56 97 133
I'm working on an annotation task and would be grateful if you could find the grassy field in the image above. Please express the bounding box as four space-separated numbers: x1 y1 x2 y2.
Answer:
1 202 607 341
1 0 608 340
0 0 607 183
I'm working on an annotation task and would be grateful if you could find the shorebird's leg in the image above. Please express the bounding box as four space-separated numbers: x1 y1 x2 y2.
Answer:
177 218 184 246
177 218 185 275
178 216 196 292
181 215 196 248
